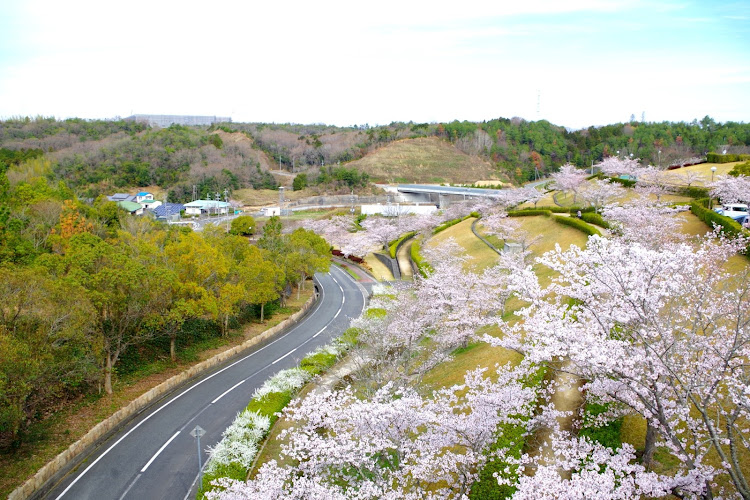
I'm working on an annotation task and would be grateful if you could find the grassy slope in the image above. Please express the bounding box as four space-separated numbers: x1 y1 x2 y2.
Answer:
661 161 744 185
422 216 588 390
346 137 503 185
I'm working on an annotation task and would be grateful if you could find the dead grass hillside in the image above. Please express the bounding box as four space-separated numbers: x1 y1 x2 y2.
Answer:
346 137 503 184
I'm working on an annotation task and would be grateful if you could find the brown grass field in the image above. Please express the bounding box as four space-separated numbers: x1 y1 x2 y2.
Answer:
346 137 503 185
661 161 744 185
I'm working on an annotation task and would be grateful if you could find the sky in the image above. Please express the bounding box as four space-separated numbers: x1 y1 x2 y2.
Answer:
0 0 748 130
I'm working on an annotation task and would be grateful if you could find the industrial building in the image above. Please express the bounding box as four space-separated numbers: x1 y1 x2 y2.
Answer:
124 115 231 127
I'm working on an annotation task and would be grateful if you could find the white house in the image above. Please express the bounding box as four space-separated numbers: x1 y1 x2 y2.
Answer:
184 199 231 215
261 206 281 216
135 192 154 203
139 199 162 210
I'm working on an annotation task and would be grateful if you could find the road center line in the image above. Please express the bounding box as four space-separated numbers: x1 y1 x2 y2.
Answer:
272 348 297 364
211 378 247 404
140 431 180 473
118 473 141 500
54 276 329 499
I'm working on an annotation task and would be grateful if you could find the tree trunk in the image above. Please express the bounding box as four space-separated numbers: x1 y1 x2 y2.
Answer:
260 303 265 323
170 333 176 362
104 354 114 395
642 419 658 469
298 279 303 300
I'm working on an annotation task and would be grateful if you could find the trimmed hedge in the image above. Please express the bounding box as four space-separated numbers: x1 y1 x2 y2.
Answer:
690 199 749 245
410 237 432 277
706 152 750 163
580 212 610 229
433 213 479 235
517 205 595 214
552 215 602 236
677 186 709 199
508 209 552 217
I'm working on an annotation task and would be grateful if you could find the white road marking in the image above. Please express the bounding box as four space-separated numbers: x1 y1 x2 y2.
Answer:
140 431 180 473
54 278 328 499
211 379 247 404
272 348 297 364
118 474 141 500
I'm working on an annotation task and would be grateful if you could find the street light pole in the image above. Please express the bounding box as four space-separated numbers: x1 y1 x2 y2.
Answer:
710 166 717 209
190 425 206 490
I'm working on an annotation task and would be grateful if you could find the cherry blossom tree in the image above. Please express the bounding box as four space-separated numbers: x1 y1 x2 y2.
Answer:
486 232 750 498
679 170 705 187
596 156 643 178
635 166 674 202
601 199 688 249
710 175 750 205
504 432 703 500
550 164 587 203
348 287 444 391
303 215 356 251
209 362 542 500
578 179 625 211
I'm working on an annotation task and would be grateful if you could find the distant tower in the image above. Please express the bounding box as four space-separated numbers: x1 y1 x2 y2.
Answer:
192 185 197 201
536 90 541 119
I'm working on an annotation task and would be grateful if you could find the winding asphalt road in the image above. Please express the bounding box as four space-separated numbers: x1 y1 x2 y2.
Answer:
42 265 368 500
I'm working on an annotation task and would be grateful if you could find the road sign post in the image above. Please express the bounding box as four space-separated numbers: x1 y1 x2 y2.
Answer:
190 425 206 490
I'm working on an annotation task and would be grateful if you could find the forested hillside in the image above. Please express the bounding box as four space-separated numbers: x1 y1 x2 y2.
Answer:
226 117 750 183
0 153 330 453
1 115 749 201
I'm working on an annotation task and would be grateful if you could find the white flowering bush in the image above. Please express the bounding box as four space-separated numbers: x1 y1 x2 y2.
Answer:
200 328 359 498
205 411 270 473
252 368 313 400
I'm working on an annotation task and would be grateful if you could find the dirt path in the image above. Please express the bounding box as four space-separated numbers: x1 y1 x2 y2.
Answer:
396 239 414 280
528 362 585 477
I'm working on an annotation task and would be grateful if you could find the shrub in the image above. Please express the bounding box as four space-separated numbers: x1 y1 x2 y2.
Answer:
580 212 610 229
433 215 473 235
229 215 256 236
469 423 525 499
706 152 750 163
608 176 636 187
677 186 709 198
690 200 749 255
578 402 624 450
508 209 551 217
470 365 546 499
388 231 416 258
199 460 246 498
552 215 601 236
410 238 432 277
728 161 750 177
300 351 338 375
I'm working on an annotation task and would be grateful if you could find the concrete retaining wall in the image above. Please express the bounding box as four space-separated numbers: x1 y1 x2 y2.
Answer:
10 294 317 500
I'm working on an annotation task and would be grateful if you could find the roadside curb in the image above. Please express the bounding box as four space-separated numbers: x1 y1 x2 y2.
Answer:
11 293 318 500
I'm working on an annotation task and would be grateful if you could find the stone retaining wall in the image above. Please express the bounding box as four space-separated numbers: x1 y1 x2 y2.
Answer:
11 294 317 500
